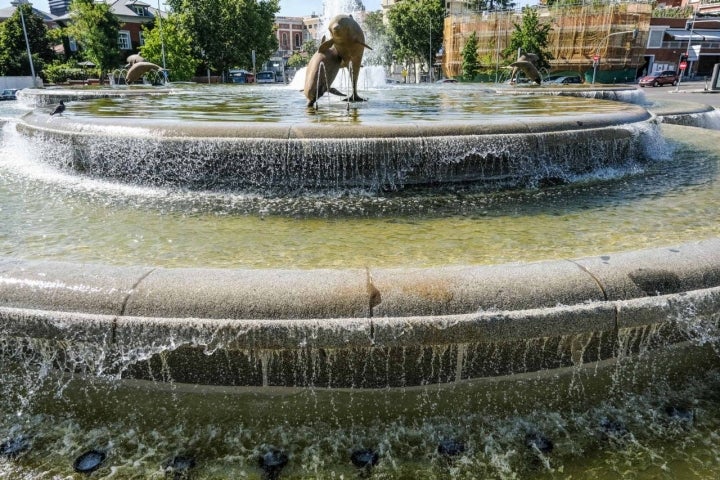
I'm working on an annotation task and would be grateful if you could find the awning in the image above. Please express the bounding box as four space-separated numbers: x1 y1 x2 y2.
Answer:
665 28 720 42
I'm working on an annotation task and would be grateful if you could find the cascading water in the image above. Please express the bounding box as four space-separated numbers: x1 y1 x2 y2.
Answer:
3 81 720 478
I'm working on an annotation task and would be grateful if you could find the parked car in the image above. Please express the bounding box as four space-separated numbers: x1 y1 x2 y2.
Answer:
256 71 276 84
638 70 679 87
0 89 18 100
435 78 458 84
545 75 582 84
229 69 254 84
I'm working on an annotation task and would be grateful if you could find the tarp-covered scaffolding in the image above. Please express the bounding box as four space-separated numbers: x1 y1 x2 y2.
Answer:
442 2 653 79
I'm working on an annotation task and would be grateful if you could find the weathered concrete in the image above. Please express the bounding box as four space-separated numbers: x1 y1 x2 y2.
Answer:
2 238 720 387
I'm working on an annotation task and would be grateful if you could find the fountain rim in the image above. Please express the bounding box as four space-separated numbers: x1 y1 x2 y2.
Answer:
2 236 720 347
16 86 655 139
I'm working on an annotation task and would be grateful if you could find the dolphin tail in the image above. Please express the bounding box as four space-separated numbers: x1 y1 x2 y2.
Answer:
318 39 335 53
329 88 346 97
361 42 373 50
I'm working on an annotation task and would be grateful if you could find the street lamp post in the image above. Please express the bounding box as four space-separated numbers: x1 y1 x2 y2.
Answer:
11 0 37 87
429 17 433 83
591 28 638 85
676 10 696 92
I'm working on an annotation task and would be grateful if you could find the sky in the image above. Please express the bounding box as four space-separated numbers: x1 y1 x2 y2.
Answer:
0 0 383 17
279 0 382 17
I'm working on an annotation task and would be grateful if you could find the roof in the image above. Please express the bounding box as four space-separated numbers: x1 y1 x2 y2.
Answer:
50 1 166 23
665 28 720 42
0 6 58 22
107 0 162 20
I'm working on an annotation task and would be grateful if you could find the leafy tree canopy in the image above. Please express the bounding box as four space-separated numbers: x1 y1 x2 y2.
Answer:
461 31 481 80
362 10 392 66
140 13 200 81
169 0 279 74
286 40 318 69
472 0 516 11
503 6 553 70
387 0 444 64
66 0 121 75
0 3 54 76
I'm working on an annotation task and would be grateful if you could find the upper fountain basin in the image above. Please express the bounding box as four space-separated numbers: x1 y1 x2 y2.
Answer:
16 84 656 192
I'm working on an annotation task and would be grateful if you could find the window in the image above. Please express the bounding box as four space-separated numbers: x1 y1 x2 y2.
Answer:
647 28 665 49
281 32 288 49
139 31 145 47
294 33 301 48
69 38 77 52
133 6 146 16
118 31 132 50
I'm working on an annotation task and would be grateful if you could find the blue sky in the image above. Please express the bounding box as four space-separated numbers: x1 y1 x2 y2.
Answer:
0 1 383 16
280 0 382 16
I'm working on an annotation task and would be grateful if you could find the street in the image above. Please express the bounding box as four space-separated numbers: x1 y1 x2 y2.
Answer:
639 78 720 108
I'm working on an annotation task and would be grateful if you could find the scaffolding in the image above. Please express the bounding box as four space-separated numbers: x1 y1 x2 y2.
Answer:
442 3 653 80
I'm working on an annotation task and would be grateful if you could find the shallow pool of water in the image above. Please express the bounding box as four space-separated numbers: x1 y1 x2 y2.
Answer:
0 113 718 268
55 83 637 125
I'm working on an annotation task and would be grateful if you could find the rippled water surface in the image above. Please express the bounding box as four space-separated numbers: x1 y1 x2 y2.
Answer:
0 105 718 268
47 82 639 124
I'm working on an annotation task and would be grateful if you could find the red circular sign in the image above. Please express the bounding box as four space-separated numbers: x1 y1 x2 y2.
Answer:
680 61 688 70
593 55 599 62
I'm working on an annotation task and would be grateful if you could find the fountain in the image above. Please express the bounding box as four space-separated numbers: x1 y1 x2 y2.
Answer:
2 71 720 477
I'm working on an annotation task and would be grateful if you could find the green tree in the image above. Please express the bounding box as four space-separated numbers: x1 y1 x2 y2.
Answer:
461 32 481 80
0 3 54 77
503 6 553 70
362 10 392 67
388 0 444 72
473 0 516 10
140 13 200 81
286 40 317 69
66 0 121 80
169 0 279 76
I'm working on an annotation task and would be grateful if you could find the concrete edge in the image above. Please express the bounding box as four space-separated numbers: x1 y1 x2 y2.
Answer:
2 284 717 351
1 238 719 321
17 105 652 140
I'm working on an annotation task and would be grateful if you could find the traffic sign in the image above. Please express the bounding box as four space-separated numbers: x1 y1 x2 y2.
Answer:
593 55 599 62
680 61 688 70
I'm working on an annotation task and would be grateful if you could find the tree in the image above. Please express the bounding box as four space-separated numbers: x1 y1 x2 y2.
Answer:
169 0 279 75
0 3 54 77
362 10 392 67
461 32 481 80
474 0 516 11
286 40 317 69
388 0 444 72
503 7 553 71
140 13 200 81
66 0 121 80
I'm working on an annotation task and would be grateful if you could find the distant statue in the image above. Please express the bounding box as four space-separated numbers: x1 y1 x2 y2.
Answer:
125 61 162 84
304 36 346 107
125 54 145 67
509 51 542 85
321 14 372 102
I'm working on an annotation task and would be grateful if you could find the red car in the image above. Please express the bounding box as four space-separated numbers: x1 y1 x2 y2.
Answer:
638 70 679 87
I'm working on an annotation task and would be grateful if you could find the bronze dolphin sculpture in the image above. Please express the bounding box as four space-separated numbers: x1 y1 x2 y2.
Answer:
125 61 162 84
324 14 372 102
125 54 145 67
510 52 542 85
304 38 346 107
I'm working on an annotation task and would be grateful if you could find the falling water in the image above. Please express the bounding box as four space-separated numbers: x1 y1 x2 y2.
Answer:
2 299 720 478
